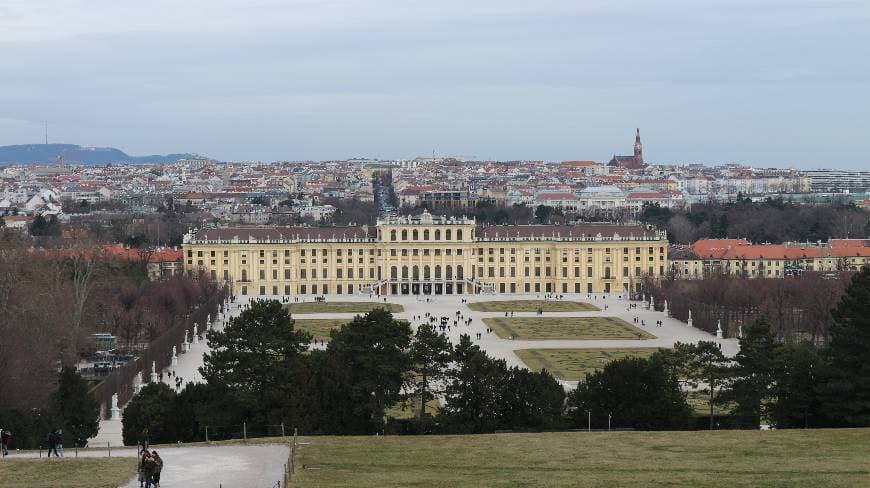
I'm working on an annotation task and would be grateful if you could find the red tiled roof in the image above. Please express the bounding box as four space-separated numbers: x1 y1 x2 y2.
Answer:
691 239 750 259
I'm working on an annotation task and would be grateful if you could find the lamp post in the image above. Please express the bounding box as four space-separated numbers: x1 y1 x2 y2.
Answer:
587 410 591 432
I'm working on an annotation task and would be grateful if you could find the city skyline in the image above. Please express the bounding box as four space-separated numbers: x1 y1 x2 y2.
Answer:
1 0 869 168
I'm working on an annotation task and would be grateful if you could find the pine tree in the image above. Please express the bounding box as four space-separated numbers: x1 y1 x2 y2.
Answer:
409 324 453 418
820 267 870 426
201 299 311 426
721 319 776 428
51 367 100 447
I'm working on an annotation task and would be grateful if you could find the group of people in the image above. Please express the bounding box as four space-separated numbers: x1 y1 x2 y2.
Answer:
138 450 164 488
45 429 64 457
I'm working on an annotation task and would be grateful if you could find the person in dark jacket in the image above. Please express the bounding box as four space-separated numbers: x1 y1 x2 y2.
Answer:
1 429 11 456
141 452 157 488
151 450 163 487
46 431 59 458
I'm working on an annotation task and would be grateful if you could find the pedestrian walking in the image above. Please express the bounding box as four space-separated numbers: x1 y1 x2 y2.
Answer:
1 429 11 456
139 427 150 454
151 450 163 488
55 429 64 457
46 430 59 458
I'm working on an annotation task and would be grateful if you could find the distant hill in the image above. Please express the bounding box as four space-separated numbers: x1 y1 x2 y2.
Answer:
0 144 203 164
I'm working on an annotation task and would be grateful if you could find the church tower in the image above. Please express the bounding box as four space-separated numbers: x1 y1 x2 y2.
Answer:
633 128 643 165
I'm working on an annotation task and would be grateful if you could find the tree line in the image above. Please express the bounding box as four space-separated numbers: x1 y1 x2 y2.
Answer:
643 198 870 244
645 273 849 344
124 267 870 441
0 229 223 448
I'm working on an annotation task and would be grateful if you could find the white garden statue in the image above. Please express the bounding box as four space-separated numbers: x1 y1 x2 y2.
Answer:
110 393 121 420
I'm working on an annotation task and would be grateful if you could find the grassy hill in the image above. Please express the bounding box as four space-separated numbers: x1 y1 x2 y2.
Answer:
292 429 870 487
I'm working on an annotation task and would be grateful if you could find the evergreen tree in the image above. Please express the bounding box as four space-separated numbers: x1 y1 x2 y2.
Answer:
770 342 822 428
409 324 453 418
683 341 730 429
29 214 61 236
322 308 412 433
122 383 177 445
441 335 566 433
501 366 565 430
567 356 692 430
819 267 870 426
720 319 776 428
51 367 100 447
201 299 311 427
440 335 508 433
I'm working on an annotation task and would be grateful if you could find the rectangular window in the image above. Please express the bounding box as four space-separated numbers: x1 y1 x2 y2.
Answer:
587 267 593 277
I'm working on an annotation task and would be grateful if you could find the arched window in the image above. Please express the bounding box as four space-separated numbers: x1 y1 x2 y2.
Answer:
241 269 248 281
435 229 441 241
457 265 464 279
390 230 397 241
423 229 429 240
424 265 430 280
435 265 442 279
391 266 398 279
457 229 463 241
413 266 420 280
402 266 409 279
446 229 452 241
412 229 419 241
401 229 408 240
446 265 453 280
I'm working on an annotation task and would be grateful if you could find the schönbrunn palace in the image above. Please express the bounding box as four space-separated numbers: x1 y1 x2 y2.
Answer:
182 212 668 297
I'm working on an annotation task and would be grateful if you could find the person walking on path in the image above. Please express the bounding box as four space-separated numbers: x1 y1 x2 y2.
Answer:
55 429 64 457
141 451 158 488
151 450 163 488
45 431 59 458
1 429 10 456
139 427 150 454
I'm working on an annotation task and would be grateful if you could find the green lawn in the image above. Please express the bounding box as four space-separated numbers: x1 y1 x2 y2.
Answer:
483 317 655 340
287 301 404 314
292 429 870 487
468 300 598 312
295 319 350 342
514 348 660 381
0 457 136 488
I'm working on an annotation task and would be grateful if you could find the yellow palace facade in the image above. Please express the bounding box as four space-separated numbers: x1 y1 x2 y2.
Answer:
182 212 668 297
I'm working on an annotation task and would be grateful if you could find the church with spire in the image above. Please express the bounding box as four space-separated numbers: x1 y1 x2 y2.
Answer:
608 128 646 169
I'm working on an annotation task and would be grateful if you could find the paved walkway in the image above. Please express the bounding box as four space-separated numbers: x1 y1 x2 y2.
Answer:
119 444 289 488
283 293 739 387
4 444 288 488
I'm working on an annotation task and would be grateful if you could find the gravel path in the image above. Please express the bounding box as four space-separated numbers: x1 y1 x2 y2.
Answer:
120 444 289 488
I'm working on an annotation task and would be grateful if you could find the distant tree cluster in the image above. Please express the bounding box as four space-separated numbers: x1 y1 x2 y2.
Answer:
645 273 850 344
576 268 870 430
643 199 870 244
122 302 566 442
0 230 222 448
321 197 379 226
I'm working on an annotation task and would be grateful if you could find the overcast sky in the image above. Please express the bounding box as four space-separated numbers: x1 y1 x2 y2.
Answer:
1 0 868 168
